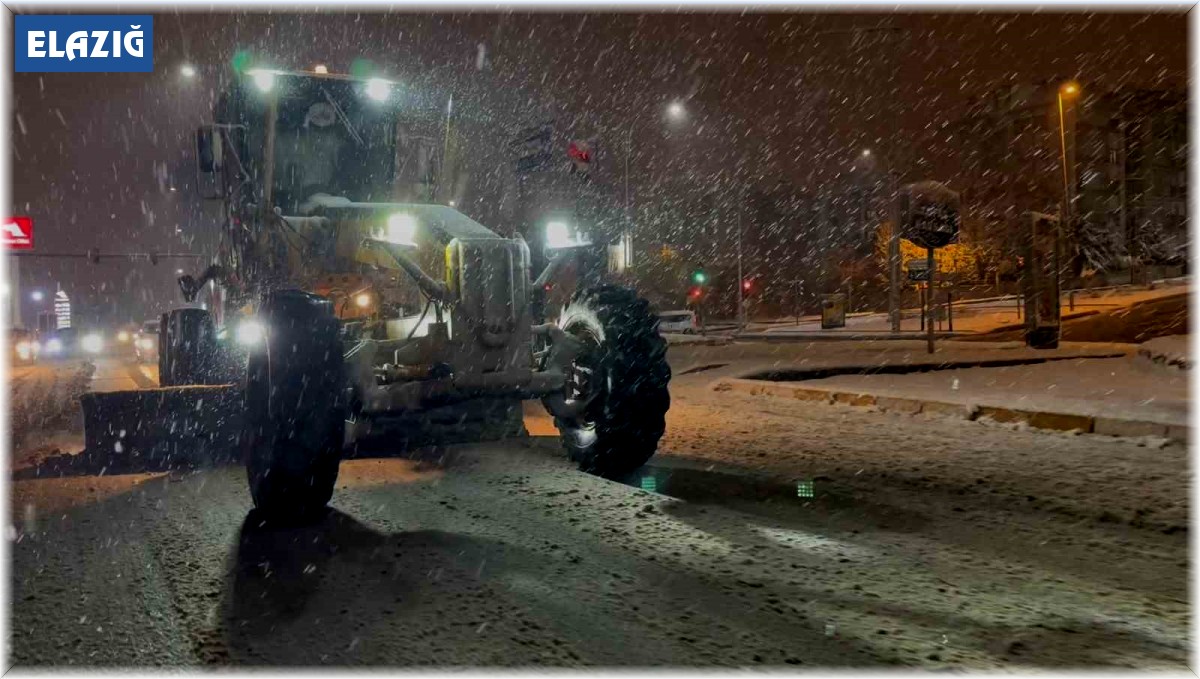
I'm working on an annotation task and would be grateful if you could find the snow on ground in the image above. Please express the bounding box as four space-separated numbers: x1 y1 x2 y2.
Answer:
528 369 1190 667
9 361 94 469
658 379 1188 533
801 355 1188 426
1138 335 1191 370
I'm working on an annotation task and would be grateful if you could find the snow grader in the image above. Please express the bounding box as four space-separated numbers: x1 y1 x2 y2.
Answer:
82 67 670 519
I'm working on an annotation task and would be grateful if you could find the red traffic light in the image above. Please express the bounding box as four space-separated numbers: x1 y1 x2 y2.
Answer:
688 286 703 300
742 279 753 292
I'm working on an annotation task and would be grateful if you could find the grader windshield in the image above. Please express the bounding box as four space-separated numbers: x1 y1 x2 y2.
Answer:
235 70 442 212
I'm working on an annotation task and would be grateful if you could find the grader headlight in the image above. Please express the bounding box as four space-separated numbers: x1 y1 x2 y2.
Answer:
381 213 418 248
235 319 267 348
545 220 590 250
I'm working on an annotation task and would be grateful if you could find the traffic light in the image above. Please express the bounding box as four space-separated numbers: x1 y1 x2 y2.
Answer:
691 269 707 285
688 286 704 301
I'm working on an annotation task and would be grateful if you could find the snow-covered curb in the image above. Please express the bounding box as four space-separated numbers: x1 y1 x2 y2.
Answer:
712 377 1188 444
662 333 731 346
1137 335 1190 371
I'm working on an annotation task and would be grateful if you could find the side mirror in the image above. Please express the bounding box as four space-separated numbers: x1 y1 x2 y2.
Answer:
196 126 223 173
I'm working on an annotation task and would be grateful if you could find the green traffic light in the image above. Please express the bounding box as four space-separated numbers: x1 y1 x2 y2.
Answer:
692 271 707 285
230 49 253 73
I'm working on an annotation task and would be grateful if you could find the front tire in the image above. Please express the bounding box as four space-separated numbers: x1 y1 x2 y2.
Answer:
242 290 345 521
545 285 671 478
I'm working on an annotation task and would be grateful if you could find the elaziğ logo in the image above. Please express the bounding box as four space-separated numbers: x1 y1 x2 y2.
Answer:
15 15 153 73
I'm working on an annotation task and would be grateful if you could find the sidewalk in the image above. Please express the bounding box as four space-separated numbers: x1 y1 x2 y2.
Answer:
742 280 1190 339
713 349 1189 444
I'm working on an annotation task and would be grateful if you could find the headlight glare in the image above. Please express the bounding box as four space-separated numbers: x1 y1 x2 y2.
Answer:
365 78 392 102
382 213 418 247
81 333 104 354
236 319 267 347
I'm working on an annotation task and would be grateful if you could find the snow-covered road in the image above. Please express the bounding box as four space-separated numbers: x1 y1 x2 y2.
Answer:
8 344 1189 669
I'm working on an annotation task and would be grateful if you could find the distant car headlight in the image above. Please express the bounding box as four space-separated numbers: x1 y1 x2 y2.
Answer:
137 337 155 350
235 319 267 347
117 330 131 343
15 341 32 359
44 338 63 354
81 333 104 354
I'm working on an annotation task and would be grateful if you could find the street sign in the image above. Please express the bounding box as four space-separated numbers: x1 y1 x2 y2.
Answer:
510 121 555 175
899 181 960 249
2 217 33 249
906 259 930 281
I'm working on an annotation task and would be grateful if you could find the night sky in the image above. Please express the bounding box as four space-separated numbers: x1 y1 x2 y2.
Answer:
9 9 1187 327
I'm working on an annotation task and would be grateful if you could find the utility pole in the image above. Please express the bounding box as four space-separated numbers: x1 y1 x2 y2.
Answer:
888 167 901 332
1117 119 1132 284
926 246 936 354
624 124 633 264
884 29 904 334
736 185 745 330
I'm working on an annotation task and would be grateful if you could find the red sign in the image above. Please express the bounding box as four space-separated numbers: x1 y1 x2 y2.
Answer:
2 217 33 250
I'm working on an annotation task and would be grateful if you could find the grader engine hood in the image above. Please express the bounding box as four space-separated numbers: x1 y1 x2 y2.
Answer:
281 196 500 261
282 197 531 351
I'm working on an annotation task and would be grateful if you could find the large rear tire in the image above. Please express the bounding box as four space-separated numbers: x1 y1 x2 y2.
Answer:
242 290 345 521
545 285 671 478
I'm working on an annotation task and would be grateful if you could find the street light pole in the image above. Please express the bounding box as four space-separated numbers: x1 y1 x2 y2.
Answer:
624 123 633 267
888 165 902 332
1057 81 1079 278
736 186 744 331
818 25 906 334
1057 91 1072 227
622 102 687 273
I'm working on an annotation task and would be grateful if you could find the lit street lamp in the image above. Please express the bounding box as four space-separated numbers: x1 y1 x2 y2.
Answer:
180 63 196 78
30 290 44 302
1060 81 1080 279
1057 80 1081 231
